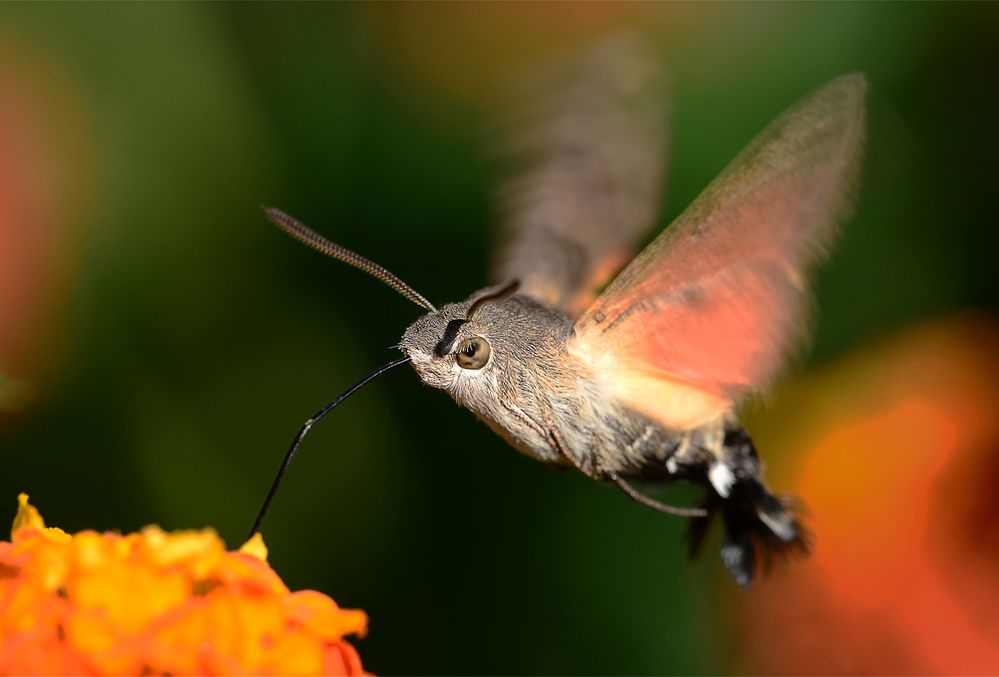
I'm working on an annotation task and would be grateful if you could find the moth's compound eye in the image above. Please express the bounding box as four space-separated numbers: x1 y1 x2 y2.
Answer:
455 337 490 370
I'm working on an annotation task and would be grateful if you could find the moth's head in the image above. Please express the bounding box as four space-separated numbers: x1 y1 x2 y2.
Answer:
398 282 521 392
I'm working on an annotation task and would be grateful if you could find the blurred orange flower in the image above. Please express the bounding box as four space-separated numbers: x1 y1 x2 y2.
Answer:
0 495 367 676
0 33 94 393
735 314 999 674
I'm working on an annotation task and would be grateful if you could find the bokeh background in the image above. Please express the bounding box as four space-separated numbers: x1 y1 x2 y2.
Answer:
1 3 998 674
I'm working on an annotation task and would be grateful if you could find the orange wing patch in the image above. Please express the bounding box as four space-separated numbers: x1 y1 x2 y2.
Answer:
571 74 866 428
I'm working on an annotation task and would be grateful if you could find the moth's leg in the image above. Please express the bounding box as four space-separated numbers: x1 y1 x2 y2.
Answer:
534 410 595 478
665 427 716 473
665 435 689 474
522 406 706 518
667 434 711 473
499 399 577 469
702 421 739 497
531 411 705 517
622 424 658 463
604 470 707 518
666 419 741 498
501 400 600 477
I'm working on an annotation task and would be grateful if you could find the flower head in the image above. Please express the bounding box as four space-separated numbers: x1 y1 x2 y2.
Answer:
0 494 367 676
735 315 999 674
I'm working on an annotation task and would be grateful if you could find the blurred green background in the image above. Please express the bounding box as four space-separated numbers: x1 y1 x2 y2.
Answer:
1 3 997 674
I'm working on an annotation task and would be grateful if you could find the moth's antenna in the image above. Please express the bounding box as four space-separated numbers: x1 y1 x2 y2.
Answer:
264 207 438 313
467 279 520 319
248 355 411 538
434 280 522 357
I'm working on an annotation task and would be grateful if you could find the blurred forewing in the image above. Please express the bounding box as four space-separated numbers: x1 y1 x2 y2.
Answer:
492 35 668 317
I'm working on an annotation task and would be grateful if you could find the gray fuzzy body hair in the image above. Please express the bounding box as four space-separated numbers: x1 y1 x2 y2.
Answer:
399 290 687 475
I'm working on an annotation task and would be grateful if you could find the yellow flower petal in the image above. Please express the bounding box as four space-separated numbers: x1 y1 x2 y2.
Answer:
12 494 71 545
12 492 44 533
239 531 269 561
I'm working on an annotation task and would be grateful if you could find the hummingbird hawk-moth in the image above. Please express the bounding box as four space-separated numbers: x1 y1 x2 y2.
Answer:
250 39 866 586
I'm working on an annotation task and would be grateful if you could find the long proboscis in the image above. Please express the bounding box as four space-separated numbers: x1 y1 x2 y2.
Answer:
248 356 412 538
264 207 438 313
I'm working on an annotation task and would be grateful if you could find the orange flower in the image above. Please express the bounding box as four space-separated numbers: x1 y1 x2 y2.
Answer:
734 314 999 674
0 495 367 676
